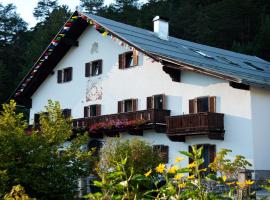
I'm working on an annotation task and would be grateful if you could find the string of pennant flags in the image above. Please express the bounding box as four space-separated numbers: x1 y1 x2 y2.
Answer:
15 13 155 97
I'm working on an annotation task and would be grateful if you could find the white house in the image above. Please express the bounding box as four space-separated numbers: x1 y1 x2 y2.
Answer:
13 12 270 182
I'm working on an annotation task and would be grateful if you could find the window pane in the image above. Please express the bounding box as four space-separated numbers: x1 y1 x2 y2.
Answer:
125 52 133 68
197 97 208 112
90 105 97 116
124 100 132 112
154 95 163 110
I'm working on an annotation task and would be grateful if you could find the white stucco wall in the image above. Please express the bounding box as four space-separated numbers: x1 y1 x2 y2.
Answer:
251 87 270 171
30 25 255 168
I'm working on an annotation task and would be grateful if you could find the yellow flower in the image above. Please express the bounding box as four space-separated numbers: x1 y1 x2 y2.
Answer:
156 163 166 173
222 175 227 182
144 169 152 177
226 181 235 186
188 162 197 169
167 166 179 174
178 182 186 189
245 180 254 185
187 175 195 180
174 173 184 180
174 157 184 163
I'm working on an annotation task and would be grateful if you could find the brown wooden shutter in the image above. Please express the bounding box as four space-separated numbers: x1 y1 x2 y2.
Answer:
119 53 125 69
133 50 139 66
96 104 101 116
85 63 91 77
84 106 89 118
209 96 216 112
118 101 123 113
132 99 138 112
189 99 195 114
147 96 153 109
57 70 62 83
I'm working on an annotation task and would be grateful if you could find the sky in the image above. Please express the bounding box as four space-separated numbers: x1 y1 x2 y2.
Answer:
0 0 116 27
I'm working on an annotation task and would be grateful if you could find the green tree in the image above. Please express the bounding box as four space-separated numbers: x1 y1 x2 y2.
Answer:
0 100 93 199
33 0 59 22
80 0 104 14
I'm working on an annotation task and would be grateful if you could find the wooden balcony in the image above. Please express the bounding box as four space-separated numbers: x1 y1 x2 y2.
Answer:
166 112 225 142
73 109 171 137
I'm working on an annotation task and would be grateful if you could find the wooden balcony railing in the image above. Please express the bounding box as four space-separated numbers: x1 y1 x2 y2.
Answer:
73 109 171 136
166 112 224 141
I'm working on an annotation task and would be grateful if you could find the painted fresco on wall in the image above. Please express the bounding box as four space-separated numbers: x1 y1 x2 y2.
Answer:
86 81 103 102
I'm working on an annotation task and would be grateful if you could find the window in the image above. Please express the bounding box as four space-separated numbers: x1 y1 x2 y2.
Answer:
189 96 216 113
147 94 166 110
189 48 214 59
57 67 72 83
84 104 101 117
118 99 137 113
85 59 103 77
153 145 169 163
62 109 71 118
189 144 215 174
119 50 139 69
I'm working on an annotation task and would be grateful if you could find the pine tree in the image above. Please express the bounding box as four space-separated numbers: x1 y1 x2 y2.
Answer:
33 0 59 22
80 0 104 14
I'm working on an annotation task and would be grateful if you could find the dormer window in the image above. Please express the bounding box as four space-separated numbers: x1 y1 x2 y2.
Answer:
85 59 103 77
119 50 139 69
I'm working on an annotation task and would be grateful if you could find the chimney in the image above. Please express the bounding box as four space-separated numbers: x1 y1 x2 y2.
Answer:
153 16 169 40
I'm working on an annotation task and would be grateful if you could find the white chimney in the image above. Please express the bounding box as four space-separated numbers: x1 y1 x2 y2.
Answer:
153 16 169 40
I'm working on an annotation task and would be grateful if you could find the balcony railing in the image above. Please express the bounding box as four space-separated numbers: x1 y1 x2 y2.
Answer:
166 112 224 141
73 109 171 136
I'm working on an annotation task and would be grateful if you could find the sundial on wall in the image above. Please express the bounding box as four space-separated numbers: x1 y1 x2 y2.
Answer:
86 82 103 102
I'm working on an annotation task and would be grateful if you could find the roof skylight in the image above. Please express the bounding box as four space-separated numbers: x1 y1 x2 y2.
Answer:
189 48 214 59
217 56 239 66
243 61 264 71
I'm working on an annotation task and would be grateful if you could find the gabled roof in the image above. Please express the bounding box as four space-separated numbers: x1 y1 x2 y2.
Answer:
86 13 270 87
12 11 270 106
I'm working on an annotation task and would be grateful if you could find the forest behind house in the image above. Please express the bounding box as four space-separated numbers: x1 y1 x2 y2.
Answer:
0 0 269 105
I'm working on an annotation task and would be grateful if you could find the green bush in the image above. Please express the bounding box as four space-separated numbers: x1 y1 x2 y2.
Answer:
98 137 161 176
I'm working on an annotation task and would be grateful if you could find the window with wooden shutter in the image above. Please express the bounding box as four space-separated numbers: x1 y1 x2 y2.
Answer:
153 145 169 163
189 96 216 113
154 94 166 110
147 96 153 109
119 51 140 69
85 62 91 77
91 60 102 76
63 67 72 82
118 101 123 113
57 70 62 83
124 99 133 112
189 144 216 175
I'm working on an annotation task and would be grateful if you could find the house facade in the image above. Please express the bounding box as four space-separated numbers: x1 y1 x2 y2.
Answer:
13 12 270 181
